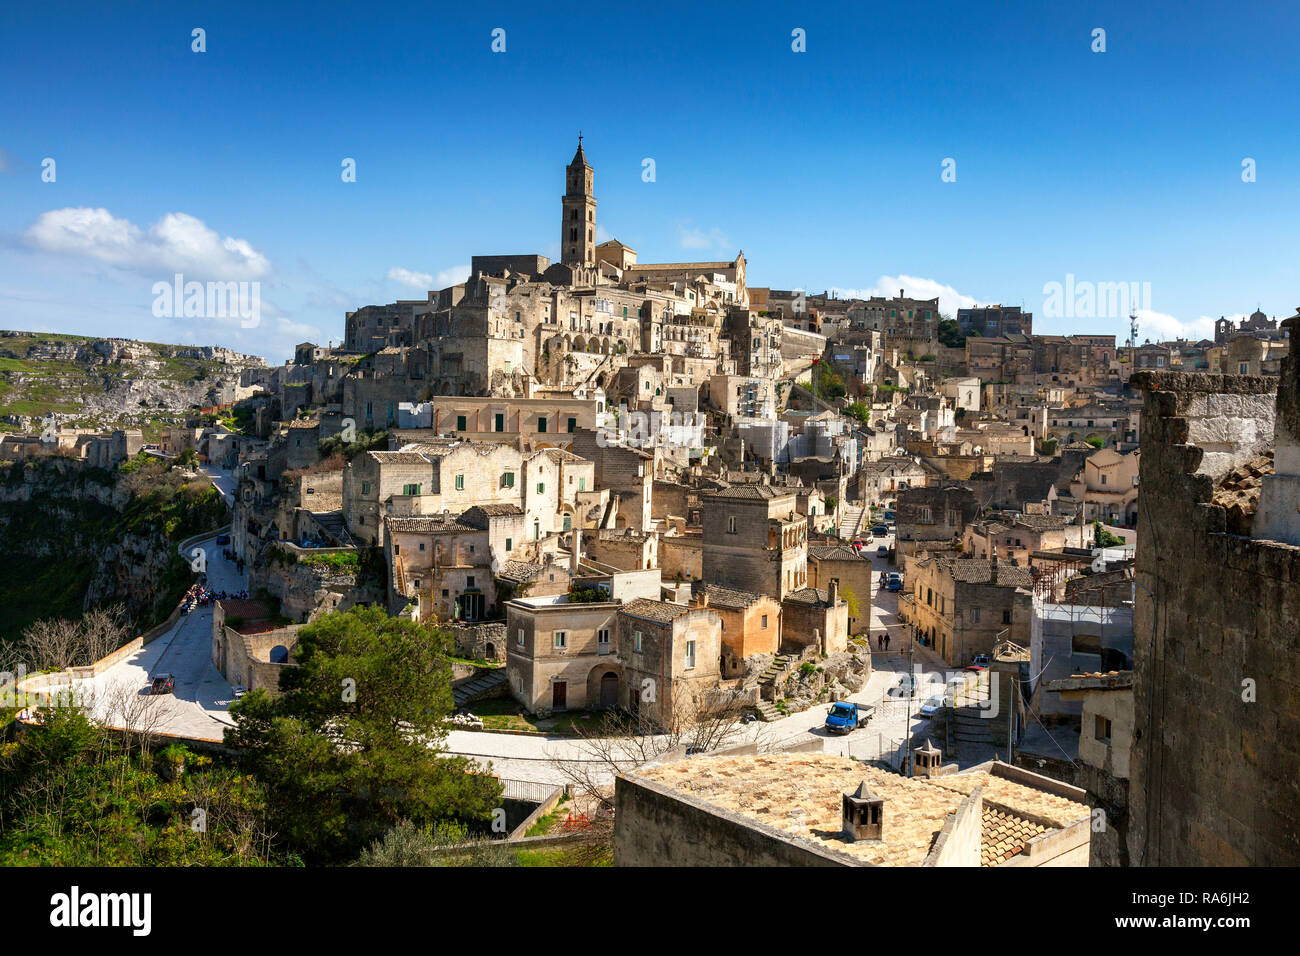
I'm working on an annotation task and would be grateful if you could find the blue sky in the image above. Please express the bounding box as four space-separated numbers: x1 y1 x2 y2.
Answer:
2 0 1297 361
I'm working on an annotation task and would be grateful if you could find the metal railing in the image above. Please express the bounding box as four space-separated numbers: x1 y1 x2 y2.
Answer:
498 778 564 803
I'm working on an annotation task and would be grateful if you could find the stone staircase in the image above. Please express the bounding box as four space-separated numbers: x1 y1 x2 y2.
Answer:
948 674 1002 757
839 504 865 541
756 653 794 692
313 510 354 547
452 668 508 709
753 699 783 722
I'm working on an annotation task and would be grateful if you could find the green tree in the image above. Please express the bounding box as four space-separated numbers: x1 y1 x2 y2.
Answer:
839 583 860 620
844 402 871 424
937 317 966 349
1093 521 1124 548
0 707 277 865
226 606 501 863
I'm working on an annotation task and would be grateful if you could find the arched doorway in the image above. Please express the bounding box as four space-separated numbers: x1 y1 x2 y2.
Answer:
600 672 619 708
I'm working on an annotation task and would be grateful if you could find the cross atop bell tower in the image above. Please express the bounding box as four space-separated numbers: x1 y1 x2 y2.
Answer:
562 134 596 267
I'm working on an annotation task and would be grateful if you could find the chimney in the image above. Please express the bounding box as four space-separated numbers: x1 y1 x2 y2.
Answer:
699 589 709 608
991 543 998 568
842 781 884 842
570 527 582 577
828 579 839 608
913 739 942 778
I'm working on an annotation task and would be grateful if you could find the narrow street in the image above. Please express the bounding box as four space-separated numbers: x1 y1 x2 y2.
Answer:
70 530 245 741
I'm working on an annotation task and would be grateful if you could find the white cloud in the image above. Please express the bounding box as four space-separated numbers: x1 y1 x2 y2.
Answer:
1133 309 1221 343
275 317 324 341
25 207 270 280
826 274 983 318
434 264 470 287
386 264 469 291
386 266 434 289
678 225 731 251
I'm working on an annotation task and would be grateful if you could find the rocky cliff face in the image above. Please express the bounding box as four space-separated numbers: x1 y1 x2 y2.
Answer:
0 330 266 430
0 456 225 640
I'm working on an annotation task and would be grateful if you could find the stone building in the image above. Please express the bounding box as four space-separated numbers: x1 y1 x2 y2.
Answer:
690 584 782 675
561 137 597 268
849 291 941 343
958 304 1032 337
901 554 1033 666
1127 330 1300 866
1064 447 1141 525
617 598 724 730
701 484 808 598
343 441 524 546
808 544 876 635
384 504 526 621
568 428 654 531
856 456 929 505
780 584 850 654
211 598 300 693
967 335 1034 384
895 484 981 557
962 512 1088 567
419 394 608 449
505 594 622 713
1032 670 1135 867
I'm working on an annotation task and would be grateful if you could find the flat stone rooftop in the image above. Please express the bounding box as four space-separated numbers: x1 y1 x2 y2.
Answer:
635 752 1088 866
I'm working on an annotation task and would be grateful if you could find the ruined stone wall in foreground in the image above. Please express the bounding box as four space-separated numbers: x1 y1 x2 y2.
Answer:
1128 371 1300 866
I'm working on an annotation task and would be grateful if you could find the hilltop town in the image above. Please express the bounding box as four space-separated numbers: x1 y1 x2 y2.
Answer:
5 140 1298 870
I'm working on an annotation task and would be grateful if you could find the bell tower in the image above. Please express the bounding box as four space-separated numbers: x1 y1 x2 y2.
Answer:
562 134 596 267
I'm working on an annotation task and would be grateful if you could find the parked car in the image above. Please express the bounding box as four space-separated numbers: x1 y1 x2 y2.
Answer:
825 701 874 735
876 545 889 557
886 572 903 591
215 533 231 545
149 674 175 696
965 654 991 672
884 510 897 521
233 685 248 699
870 524 888 535
888 674 921 699
919 694 952 718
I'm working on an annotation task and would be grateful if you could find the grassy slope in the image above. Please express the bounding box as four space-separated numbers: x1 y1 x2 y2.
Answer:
0 331 253 428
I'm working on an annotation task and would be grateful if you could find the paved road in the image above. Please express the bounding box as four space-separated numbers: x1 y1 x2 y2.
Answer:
71 530 244 741
200 464 237 507
442 560 973 785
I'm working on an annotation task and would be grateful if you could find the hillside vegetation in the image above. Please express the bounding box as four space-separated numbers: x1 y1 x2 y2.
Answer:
0 330 265 436
0 453 227 642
